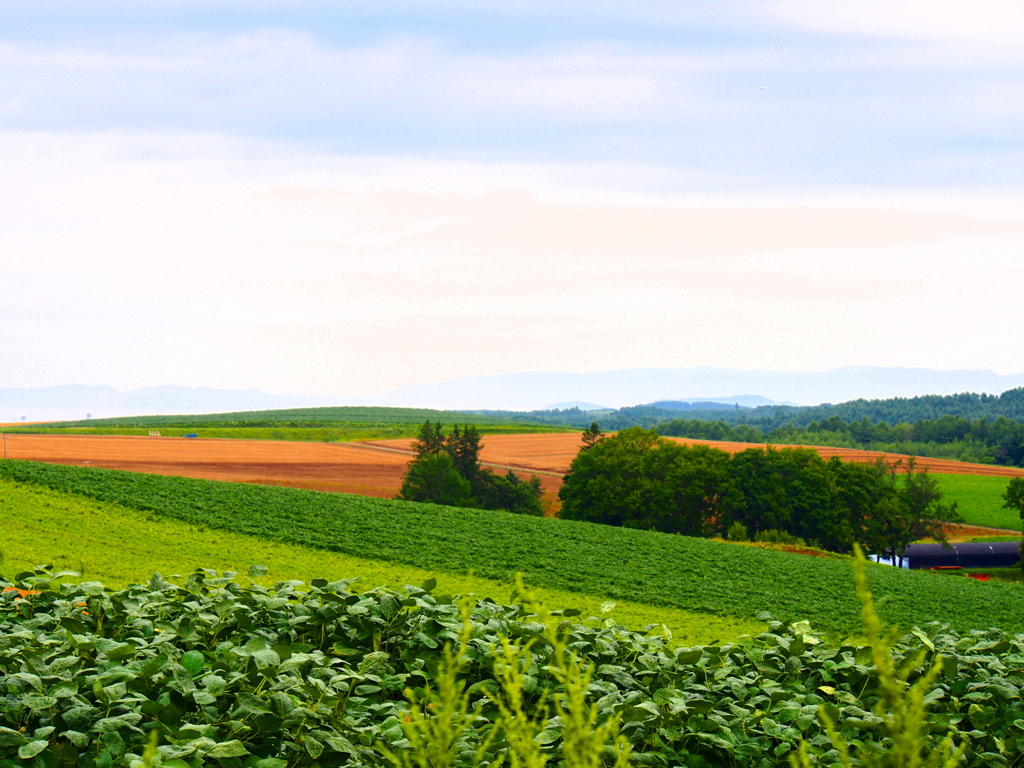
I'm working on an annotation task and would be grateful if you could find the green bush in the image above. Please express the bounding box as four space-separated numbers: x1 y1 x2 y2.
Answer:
727 521 749 541
754 529 807 546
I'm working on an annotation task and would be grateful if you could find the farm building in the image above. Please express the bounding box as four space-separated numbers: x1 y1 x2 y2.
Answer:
904 541 1021 569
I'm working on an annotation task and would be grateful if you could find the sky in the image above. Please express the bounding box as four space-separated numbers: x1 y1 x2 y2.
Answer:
2 1 1023 398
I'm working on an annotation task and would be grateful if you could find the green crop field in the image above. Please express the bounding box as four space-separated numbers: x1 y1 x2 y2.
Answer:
3 423 559 442
933 473 1022 531
0 477 761 645
3 405 567 440
4 569 1021 768
3 459 1023 634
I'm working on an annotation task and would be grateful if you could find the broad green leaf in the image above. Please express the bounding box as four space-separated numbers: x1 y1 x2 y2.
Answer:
0 728 27 747
59 731 88 749
207 740 250 758
180 650 205 676
22 695 58 710
18 741 48 760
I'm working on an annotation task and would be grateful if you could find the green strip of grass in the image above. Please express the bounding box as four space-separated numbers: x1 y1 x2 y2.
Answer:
0 477 761 645
3 423 562 442
933 473 1022 531
3 459 1023 634
10 405 561 429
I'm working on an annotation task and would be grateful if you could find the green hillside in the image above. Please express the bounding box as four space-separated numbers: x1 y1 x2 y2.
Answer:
934 473 1022 531
3 405 566 441
2 459 1022 634
0 477 759 644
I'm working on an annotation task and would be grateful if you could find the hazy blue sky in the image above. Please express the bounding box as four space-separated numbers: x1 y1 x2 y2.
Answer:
2 1 1022 396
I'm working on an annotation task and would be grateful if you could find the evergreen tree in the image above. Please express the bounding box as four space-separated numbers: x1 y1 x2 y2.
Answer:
412 420 446 456
397 452 476 508
581 422 604 450
398 423 545 515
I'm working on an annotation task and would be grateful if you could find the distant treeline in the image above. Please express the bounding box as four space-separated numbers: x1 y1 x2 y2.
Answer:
17 389 1024 467
656 414 1024 467
489 388 1024 467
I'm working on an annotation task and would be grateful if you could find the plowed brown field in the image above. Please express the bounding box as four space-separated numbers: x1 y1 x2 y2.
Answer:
4 433 1023 511
1 434 411 498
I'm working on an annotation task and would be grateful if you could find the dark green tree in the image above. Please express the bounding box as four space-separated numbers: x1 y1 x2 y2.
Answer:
412 420 446 456
397 452 475 508
398 422 544 515
446 425 484 487
581 422 604 450
663 444 739 536
476 470 545 516
829 457 892 554
729 447 839 548
899 459 958 538
558 427 676 528
558 427 736 535
870 459 958 566
1004 476 1024 517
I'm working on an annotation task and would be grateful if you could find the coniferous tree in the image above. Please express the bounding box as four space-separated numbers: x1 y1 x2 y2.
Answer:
398 422 544 514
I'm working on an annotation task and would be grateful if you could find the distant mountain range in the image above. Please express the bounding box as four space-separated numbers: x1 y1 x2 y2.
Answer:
3 366 1024 422
364 366 1024 411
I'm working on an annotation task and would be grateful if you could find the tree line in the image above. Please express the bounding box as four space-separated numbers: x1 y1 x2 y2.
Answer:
558 427 960 560
397 421 545 515
656 414 1024 467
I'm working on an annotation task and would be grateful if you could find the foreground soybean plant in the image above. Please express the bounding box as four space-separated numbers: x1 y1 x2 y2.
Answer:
1 565 1023 768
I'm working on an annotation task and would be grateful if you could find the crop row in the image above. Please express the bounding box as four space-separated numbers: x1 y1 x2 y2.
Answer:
2 460 1023 634
5 424 562 442
1 569 1022 768
0 477 762 644
23 405 559 429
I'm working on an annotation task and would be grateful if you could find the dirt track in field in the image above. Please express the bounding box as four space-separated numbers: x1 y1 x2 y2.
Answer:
3 433 1023 511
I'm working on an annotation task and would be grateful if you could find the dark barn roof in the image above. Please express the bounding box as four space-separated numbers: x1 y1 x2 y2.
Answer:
905 542 1021 570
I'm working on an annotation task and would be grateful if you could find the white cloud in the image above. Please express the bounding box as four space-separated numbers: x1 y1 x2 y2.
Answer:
0 32 748 124
2 130 1023 394
767 0 1024 44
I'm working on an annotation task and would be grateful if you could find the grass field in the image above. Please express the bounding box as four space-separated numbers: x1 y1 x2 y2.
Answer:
2 423 564 442
6 405 564 430
0 477 762 645
933 472 1022 531
1 404 572 442
3 459 1023 634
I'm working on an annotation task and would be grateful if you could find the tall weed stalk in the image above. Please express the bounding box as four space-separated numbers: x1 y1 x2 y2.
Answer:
385 581 630 768
791 545 964 768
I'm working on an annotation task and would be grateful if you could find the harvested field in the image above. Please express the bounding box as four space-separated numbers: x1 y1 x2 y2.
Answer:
0 433 566 502
3 433 1022 510
0 434 410 498
365 433 1024 478
940 522 1023 541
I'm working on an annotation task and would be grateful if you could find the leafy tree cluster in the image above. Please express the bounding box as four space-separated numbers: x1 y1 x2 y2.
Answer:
398 421 545 515
558 427 959 560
